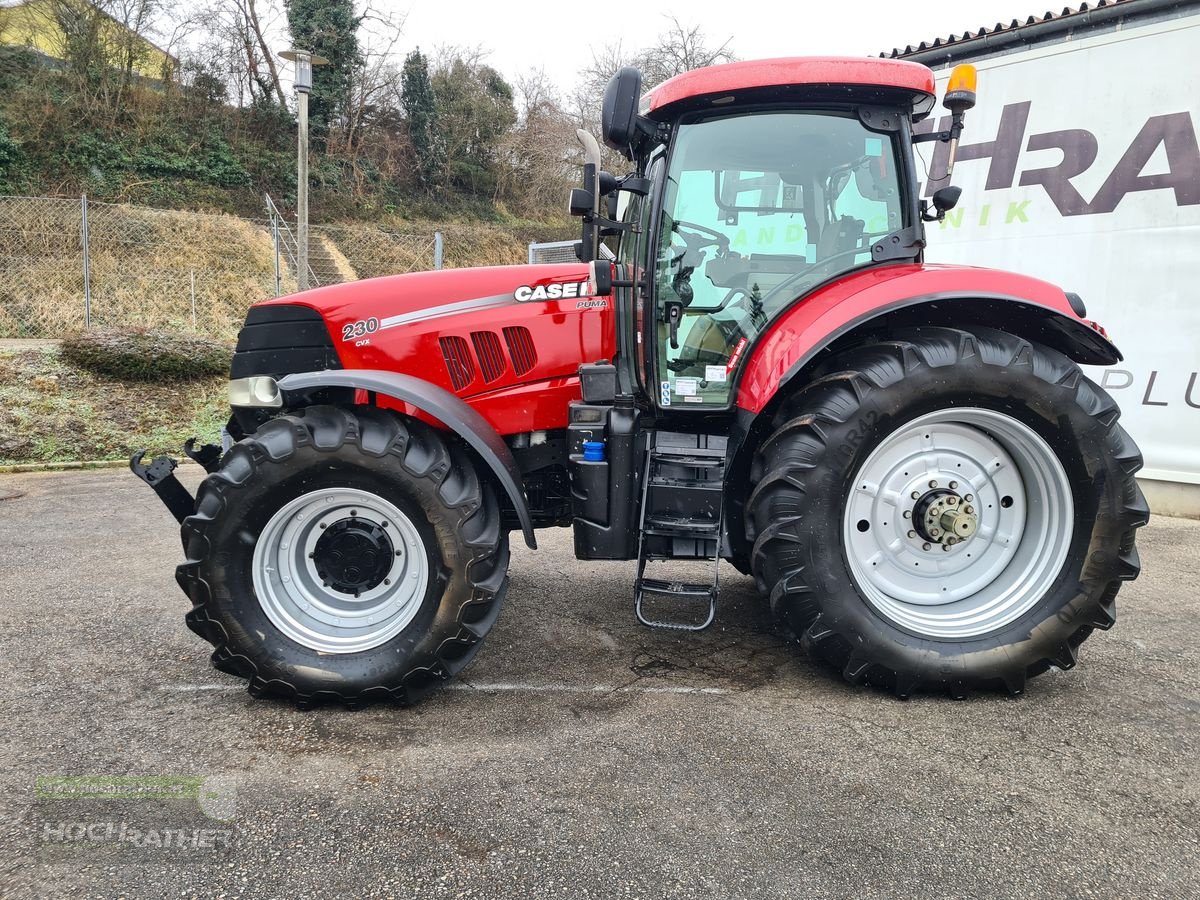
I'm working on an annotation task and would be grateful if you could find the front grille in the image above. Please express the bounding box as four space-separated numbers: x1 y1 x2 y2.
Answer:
439 336 475 391
503 326 537 377
471 330 507 383
231 304 341 379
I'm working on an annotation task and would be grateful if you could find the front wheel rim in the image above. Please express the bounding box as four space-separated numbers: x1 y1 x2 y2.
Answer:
843 408 1074 639
252 487 430 654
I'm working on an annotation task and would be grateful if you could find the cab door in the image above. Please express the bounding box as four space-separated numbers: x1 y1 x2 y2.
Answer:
646 109 908 411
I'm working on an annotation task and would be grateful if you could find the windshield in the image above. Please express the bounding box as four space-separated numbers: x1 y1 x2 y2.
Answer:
653 110 906 408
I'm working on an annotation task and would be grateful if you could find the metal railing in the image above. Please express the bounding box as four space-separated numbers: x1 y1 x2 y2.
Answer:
265 193 319 289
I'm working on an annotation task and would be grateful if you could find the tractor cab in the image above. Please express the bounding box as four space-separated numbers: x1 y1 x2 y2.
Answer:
571 58 972 412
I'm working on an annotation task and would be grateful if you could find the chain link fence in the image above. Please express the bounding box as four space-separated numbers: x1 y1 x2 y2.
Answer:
0 196 451 341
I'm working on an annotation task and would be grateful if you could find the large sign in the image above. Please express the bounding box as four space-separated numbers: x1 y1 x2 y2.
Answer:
920 15 1200 484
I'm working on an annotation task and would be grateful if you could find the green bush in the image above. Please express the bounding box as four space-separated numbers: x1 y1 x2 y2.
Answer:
61 328 233 382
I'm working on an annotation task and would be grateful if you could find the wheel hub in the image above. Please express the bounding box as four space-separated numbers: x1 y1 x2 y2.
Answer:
912 487 979 547
312 515 395 595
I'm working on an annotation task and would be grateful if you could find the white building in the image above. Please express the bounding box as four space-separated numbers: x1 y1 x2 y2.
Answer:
889 0 1200 516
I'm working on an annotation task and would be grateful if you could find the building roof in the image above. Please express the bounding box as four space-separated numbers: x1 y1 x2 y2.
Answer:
884 0 1196 63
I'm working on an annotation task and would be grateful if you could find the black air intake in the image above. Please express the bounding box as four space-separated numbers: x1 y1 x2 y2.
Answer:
439 336 475 391
231 304 341 379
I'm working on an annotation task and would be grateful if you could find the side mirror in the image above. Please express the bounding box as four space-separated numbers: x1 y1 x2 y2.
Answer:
932 186 962 215
602 67 646 159
922 185 963 222
588 259 613 297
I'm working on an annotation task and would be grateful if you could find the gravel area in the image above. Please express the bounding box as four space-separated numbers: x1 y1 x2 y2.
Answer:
0 468 1195 898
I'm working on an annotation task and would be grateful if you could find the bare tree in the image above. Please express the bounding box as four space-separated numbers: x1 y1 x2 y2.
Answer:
197 0 286 106
337 3 405 153
498 68 579 213
640 16 735 87
570 17 736 171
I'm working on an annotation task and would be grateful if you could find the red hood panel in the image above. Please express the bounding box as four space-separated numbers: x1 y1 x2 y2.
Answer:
253 263 615 432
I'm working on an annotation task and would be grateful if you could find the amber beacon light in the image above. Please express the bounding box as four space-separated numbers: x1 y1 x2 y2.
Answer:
942 64 978 176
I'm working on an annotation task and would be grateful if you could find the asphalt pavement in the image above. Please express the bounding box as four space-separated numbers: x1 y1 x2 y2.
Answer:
0 468 1196 898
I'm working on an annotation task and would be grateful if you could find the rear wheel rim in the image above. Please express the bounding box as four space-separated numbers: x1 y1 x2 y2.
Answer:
252 487 430 654
843 408 1073 639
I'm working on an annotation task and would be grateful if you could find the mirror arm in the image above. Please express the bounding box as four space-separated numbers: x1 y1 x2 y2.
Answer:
576 129 603 262
911 117 964 145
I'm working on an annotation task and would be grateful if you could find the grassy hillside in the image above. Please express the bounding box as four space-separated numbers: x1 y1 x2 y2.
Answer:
0 196 578 339
0 345 226 464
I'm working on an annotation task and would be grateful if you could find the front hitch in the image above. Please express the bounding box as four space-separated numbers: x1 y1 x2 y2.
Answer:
129 451 196 524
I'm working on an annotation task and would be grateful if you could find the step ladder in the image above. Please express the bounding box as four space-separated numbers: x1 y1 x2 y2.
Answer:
634 433 726 631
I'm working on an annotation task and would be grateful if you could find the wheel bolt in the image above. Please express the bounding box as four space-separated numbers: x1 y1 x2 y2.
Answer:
922 542 931 551
308 552 315 559
949 481 958 490
384 579 391 586
942 544 951 552
319 523 326 530
930 528 941 537
965 505 974 514
351 510 358 517
903 511 911 519
907 530 917 539
965 494 973 502
381 521 389 528
395 550 402 556
947 496 957 506
911 491 920 499
929 480 938 488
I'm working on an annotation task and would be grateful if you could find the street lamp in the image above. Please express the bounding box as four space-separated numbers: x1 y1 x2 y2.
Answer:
280 48 328 290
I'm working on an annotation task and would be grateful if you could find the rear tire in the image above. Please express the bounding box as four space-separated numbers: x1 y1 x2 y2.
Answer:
177 405 509 708
747 326 1148 698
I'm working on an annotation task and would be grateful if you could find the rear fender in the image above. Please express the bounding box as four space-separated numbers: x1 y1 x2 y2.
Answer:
724 267 1123 569
735 269 1122 416
277 370 536 549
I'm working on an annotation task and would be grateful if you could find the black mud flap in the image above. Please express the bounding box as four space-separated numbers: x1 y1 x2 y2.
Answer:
130 451 196 524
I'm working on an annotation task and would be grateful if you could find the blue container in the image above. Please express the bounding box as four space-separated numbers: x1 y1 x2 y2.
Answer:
582 440 607 462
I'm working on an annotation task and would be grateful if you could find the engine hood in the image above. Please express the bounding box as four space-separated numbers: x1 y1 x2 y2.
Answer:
255 263 593 327
245 261 616 416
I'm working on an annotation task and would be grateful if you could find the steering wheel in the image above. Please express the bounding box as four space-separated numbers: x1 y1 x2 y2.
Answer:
667 219 727 264
673 219 730 246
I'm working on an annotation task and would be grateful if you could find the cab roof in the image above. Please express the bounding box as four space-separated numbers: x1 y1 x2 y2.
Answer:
641 56 937 120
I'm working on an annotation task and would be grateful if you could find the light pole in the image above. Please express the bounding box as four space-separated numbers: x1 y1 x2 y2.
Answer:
280 49 328 291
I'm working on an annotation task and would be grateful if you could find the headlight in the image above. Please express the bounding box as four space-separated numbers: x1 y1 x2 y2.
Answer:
229 376 282 408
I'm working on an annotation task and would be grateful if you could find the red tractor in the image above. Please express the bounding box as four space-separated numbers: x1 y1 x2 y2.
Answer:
134 57 1147 707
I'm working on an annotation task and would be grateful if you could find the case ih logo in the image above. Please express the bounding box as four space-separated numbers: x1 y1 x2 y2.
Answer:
514 280 591 302
920 103 1199 215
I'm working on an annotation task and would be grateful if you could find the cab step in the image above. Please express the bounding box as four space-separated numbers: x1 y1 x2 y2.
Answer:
634 431 726 631
635 574 718 631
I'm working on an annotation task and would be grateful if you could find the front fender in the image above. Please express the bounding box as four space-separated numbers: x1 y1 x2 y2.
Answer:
734 264 1122 415
277 370 536 549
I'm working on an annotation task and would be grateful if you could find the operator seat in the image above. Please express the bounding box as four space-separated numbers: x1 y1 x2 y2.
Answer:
668 304 754 377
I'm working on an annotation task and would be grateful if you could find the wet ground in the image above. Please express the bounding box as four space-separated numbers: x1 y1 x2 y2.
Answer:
0 468 1196 898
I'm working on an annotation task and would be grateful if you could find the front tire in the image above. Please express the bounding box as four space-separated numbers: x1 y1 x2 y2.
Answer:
747 326 1148 698
177 405 509 708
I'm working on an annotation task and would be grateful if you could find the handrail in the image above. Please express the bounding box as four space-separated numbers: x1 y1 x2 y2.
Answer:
264 193 320 288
